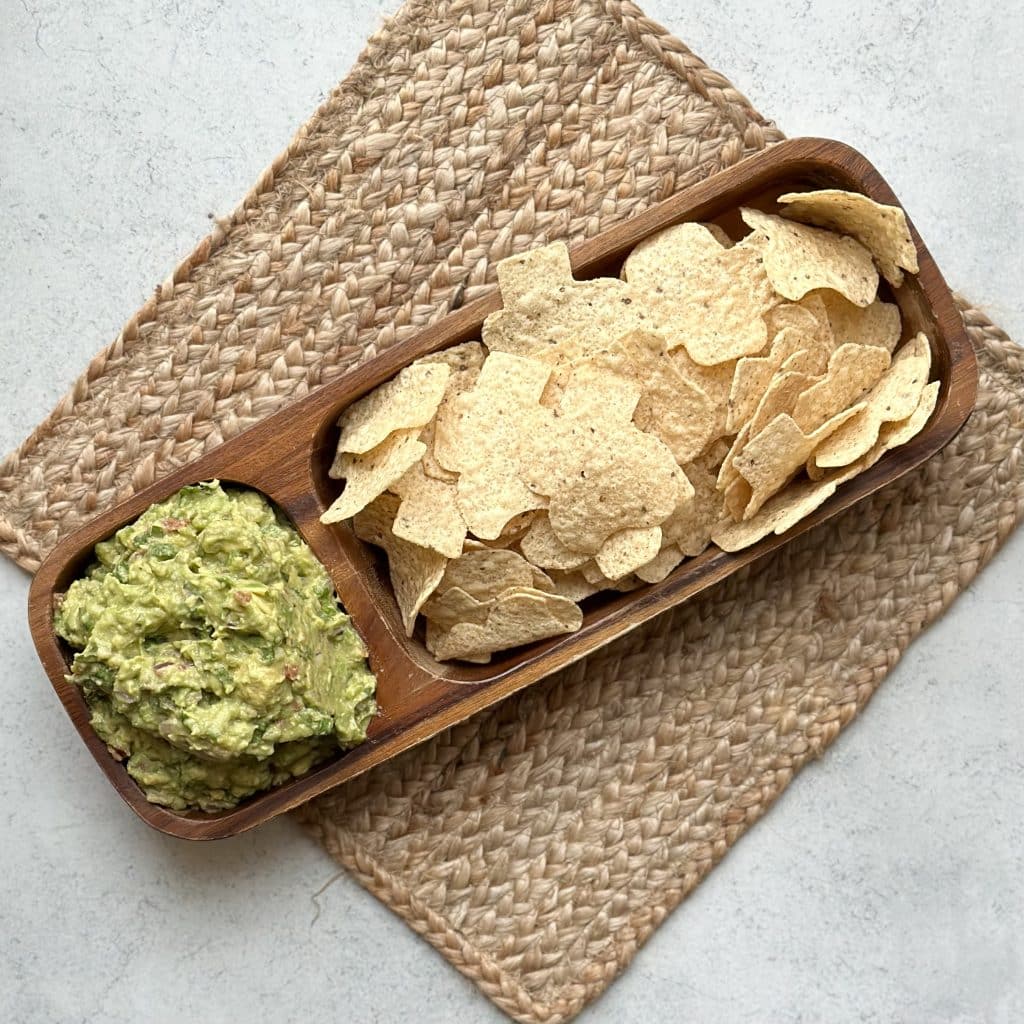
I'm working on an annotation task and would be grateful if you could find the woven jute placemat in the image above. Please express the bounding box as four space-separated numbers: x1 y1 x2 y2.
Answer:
4 1 1022 1022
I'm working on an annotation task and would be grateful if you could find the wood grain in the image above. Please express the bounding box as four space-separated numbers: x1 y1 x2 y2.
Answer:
27 138 977 840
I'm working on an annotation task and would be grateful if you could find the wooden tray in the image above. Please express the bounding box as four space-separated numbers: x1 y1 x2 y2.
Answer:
27 138 977 840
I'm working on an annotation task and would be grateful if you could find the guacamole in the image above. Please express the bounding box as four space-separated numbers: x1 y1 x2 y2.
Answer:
54 481 376 812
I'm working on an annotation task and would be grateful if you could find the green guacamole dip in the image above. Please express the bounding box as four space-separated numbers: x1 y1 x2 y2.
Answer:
54 481 376 812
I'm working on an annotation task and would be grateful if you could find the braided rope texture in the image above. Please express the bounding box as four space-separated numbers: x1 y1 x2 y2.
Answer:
300 315 1023 1023
0 0 779 573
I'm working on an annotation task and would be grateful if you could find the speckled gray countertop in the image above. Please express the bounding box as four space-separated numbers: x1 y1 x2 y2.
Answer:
2 3 1021 1021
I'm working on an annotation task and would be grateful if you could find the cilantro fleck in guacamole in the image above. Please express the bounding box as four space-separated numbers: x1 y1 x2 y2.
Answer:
54 481 376 812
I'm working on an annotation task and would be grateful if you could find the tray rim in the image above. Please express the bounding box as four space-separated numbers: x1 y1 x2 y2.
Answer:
27 137 978 840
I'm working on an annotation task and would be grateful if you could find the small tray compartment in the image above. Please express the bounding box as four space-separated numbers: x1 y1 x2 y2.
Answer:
27 139 977 839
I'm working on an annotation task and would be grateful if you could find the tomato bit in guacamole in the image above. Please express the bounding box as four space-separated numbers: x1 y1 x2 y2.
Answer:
54 481 376 812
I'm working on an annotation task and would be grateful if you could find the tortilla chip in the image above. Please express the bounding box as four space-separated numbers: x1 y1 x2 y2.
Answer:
512 361 688 552
489 511 539 546
622 221 728 282
581 560 614 587
877 380 940 450
321 430 426 524
579 562 646 591
484 243 649 361
663 454 726 556
795 291 832 329
438 547 538 602
791 343 891 433
624 222 778 365
729 329 815 431
811 334 932 469
718 422 749 491
698 437 733 475
351 494 446 637
529 565 556 592
766 299 834 358
334 363 450 458
612 575 645 592
546 437 689 553
733 406 863 517
745 366 819 441
420 341 488 375
712 475 842 552
812 290 902 353
629 336 722 462
420 341 487 480
519 419 630 501
519 514 590 570
426 587 583 661
557 359 643 422
417 416 456 483
723 476 753 521
420 585 491 631
778 189 918 287
740 207 878 307
670 348 737 418
545 569 600 603
595 526 663 580
635 543 685 584
391 461 467 559
816 378 941 483
424 619 493 664
495 242 574 301
589 330 722 462
448 352 552 539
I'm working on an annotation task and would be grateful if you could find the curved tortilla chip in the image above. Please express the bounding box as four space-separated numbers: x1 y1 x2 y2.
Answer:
812 290 902 354
791 343 891 433
392 461 467 559
425 587 583 661
322 430 426 524
635 543 685 584
778 189 918 287
438 547 538 602
741 207 878 307
351 494 446 637
712 476 841 553
624 222 777 365
420 585 491 631
519 514 590 571
811 334 932 470
335 363 449 457
733 406 863 518
595 526 663 580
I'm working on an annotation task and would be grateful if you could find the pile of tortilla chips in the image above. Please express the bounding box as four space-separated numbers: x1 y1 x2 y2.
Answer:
321 189 937 662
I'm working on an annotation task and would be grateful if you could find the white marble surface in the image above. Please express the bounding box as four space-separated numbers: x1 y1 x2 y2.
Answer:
2 2 1022 1020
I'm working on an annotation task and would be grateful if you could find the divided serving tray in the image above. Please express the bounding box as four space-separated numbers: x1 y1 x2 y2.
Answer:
27 139 978 839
